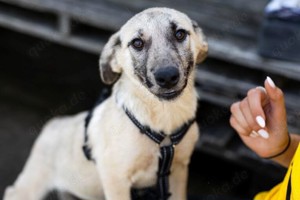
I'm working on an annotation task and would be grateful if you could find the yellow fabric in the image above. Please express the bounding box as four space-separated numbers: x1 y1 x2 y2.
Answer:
254 143 300 200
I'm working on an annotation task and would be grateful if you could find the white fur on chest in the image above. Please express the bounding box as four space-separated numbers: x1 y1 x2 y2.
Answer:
114 76 198 135
88 100 159 188
88 81 199 189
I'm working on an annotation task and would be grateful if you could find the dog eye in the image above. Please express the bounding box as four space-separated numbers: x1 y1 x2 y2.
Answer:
175 29 187 42
131 39 144 50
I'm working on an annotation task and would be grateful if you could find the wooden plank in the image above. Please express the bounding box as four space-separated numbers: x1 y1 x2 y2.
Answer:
199 124 235 149
1 0 299 82
0 11 59 42
1 0 133 30
0 9 105 54
197 90 235 106
196 68 300 110
109 0 264 40
208 38 300 81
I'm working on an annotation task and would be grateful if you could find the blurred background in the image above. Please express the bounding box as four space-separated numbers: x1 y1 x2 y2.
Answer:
0 0 300 199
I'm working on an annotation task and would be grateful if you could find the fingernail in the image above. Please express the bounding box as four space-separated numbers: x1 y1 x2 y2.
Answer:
258 129 269 139
267 76 276 88
256 116 266 128
256 86 266 94
252 130 259 136
250 131 258 138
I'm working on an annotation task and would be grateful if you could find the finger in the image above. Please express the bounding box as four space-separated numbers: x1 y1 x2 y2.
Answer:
239 98 259 131
256 86 270 107
264 76 288 134
230 101 251 134
265 76 286 119
247 88 269 129
249 131 259 138
239 98 270 139
229 115 248 136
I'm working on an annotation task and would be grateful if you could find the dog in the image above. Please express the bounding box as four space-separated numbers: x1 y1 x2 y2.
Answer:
4 7 208 200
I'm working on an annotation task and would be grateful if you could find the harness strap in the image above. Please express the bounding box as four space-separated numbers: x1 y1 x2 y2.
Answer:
123 106 195 200
157 145 174 200
83 110 93 161
82 90 196 200
83 88 111 161
124 107 165 144
170 119 196 145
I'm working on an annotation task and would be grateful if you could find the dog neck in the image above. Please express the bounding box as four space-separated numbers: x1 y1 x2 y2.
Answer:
113 73 198 135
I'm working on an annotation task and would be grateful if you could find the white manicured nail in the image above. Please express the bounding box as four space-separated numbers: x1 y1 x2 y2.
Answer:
267 76 276 88
256 116 266 128
250 131 258 138
256 86 266 94
258 129 269 139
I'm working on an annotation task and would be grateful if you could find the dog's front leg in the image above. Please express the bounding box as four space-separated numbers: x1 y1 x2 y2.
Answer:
169 162 189 200
99 166 131 200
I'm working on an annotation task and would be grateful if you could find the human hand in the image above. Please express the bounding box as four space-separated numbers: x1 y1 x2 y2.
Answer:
229 77 289 158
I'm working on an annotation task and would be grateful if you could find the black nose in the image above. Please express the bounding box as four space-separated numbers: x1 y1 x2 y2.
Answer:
154 67 180 89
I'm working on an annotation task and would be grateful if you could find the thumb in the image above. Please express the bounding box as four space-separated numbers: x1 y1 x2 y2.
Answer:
264 76 287 131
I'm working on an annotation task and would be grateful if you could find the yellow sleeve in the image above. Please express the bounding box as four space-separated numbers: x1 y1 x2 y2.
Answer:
254 143 300 200
254 184 282 200
292 144 300 199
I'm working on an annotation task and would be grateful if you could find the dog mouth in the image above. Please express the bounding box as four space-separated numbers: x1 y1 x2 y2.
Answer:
142 76 187 100
157 89 183 100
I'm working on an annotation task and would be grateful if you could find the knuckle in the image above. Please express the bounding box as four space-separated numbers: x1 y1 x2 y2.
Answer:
239 119 251 133
243 127 251 135
230 118 241 133
229 116 235 126
275 88 284 100
240 129 249 136
230 102 240 113
239 99 248 110
247 88 256 97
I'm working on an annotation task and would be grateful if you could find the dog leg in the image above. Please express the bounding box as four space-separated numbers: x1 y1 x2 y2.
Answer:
101 176 131 200
3 147 54 200
99 167 131 200
3 167 52 200
169 163 189 200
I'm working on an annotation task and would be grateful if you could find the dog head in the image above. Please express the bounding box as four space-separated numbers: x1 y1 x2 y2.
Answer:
99 8 208 100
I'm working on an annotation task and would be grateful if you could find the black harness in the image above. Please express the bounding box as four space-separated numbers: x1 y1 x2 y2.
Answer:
83 88 111 162
82 91 195 200
124 107 195 200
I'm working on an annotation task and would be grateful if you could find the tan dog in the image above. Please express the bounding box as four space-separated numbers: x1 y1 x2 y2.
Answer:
4 7 208 200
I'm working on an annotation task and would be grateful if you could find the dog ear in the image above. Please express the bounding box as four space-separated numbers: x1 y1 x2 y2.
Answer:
99 31 122 85
192 20 208 64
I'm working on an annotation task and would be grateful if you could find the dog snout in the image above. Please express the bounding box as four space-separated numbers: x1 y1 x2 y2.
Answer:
154 66 180 89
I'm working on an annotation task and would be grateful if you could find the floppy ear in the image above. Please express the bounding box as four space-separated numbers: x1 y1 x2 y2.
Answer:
99 31 122 85
192 20 208 64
